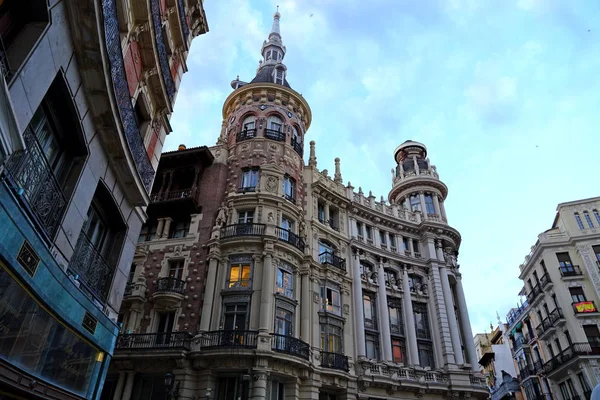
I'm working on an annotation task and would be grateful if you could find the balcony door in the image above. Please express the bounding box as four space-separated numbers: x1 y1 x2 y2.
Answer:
584 325 600 349
156 312 175 345
223 304 247 331
280 216 293 240
83 203 112 258
168 260 184 280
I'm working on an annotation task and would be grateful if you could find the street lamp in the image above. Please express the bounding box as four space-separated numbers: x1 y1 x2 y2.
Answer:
164 372 179 400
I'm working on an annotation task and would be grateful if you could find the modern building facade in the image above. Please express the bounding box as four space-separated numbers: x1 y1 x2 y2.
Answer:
0 0 207 398
102 10 488 400
503 197 600 400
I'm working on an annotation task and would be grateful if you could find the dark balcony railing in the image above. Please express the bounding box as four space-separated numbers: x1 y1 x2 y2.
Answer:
533 359 544 374
150 0 175 101
155 277 185 294
544 342 600 374
390 323 404 336
115 332 192 350
150 188 193 202
176 0 190 43
291 139 302 156
271 334 310 360
573 301 598 314
68 233 114 302
220 223 265 238
102 0 154 192
0 37 11 80
124 282 134 296
264 129 285 142
284 193 296 204
320 352 349 372
540 273 552 287
526 284 542 303
3 128 68 241
548 307 565 324
519 366 535 380
319 251 346 272
275 227 305 251
237 185 256 193
560 265 583 277
198 330 258 349
236 129 257 142
416 328 431 340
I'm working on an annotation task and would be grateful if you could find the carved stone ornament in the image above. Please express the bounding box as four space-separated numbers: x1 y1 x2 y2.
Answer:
265 176 278 192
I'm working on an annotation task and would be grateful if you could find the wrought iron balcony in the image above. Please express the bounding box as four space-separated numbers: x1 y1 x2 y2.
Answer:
102 0 154 192
271 334 310 360
220 223 265 238
237 185 256 193
198 330 258 350
319 251 346 272
0 36 11 80
236 129 257 142
150 0 175 102
320 352 349 372
155 277 186 294
176 0 189 43
264 129 285 142
115 332 192 350
544 342 600 374
4 128 67 241
533 359 544 374
416 328 431 340
559 265 583 277
526 284 543 303
68 233 114 302
150 188 194 202
275 227 305 251
540 272 552 288
291 139 302 156
284 193 296 204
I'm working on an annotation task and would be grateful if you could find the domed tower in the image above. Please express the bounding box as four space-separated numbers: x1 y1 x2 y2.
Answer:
388 140 449 224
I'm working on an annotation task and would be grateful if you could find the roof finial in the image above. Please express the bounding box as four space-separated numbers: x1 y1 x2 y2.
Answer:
334 157 342 183
308 140 317 167
271 6 281 36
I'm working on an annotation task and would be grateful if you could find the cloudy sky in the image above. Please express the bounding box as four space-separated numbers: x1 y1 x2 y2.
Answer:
168 0 600 333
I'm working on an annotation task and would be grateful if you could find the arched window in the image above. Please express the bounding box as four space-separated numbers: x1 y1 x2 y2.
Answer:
274 68 284 85
574 213 584 230
266 115 283 132
242 115 256 131
594 210 600 226
583 211 594 229
291 126 300 143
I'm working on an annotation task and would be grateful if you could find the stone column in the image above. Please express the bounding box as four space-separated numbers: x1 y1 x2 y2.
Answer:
299 382 320 400
419 191 427 215
455 276 479 370
440 201 447 221
352 250 366 358
433 194 441 216
388 232 394 250
324 203 330 223
374 227 381 248
376 259 392 361
440 264 464 365
199 257 220 331
430 262 455 365
401 266 419 365
395 234 402 254
121 372 135 400
404 197 410 211
301 271 311 341
156 218 165 239
112 372 126 400
259 253 274 332
162 217 173 239
407 239 415 257
350 217 358 238
251 371 269 400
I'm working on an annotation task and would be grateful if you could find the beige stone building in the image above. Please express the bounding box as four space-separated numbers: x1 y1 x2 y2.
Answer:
504 197 600 400
103 10 488 400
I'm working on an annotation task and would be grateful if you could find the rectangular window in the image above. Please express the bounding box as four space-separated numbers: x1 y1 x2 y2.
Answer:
320 324 343 352
237 210 254 224
138 222 157 242
384 268 396 288
584 212 594 228
413 302 431 340
274 307 293 336
410 195 421 212
356 221 363 238
584 325 600 347
413 240 420 255
389 303 403 335
269 380 285 400
418 341 435 368
569 287 586 303
276 268 293 298
169 217 190 239
227 262 251 288
409 275 423 293
365 333 380 360
594 210 600 226
556 252 573 267
392 338 407 364
168 259 184 280
575 214 585 230
328 207 339 230
322 286 341 315
223 303 248 330
216 376 249 400
156 312 175 345
241 168 259 191
424 194 435 214
318 201 326 222
379 230 386 244
578 373 591 394
363 293 377 329
593 245 600 263
360 262 373 281
283 175 296 201
365 225 373 240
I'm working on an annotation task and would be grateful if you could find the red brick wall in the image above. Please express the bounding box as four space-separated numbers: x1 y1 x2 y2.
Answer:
123 41 143 96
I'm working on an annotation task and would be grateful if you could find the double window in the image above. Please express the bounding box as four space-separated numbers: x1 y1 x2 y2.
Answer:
241 168 259 192
392 338 407 364
168 259 184 280
169 217 190 239
138 222 157 242
227 261 251 288
389 302 403 335
360 262 374 281
276 267 293 298
223 303 247 330
283 175 296 202
384 268 397 287
365 333 380 360
414 302 434 368
238 210 254 224
242 115 256 131
557 252 575 274
274 307 293 336
569 287 586 304
594 210 600 226
322 285 341 315
267 115 283 132
320 324 343 353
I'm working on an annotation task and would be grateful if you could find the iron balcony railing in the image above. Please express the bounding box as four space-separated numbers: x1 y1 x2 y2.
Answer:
319 251 346 272
548 307 565 323
68 233 114 302
124 282 134 296
0 36 11 80
275 227 305 251
150 0 175 101
390 323 404 336
264 129 285 142
540 272 552 287
236 128 257 142
237 185 256 193
320 352 349 372
284 193 296 204
291 139 302 156
150 188 193 202
115 332 192 350
155 277 186 294
416 328 431 340
544 342 600 374
526 284 543 303
559 265 583 277
271 334 310 360
198 330 258 349
220 223 265 238
533 359 544 374
4 128 67 241
519 366 535 380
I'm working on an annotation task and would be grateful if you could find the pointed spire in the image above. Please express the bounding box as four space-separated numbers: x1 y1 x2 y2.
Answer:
334 157 342 183
270 6 281 37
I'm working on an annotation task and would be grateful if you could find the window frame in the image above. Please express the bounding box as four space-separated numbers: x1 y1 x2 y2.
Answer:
322 284 342 315
320 323 343 353
226 260 252 289
168 217 190 239
240 168 259 192
424 194 435 214
583 211 594 229
575 213 585 230
363 293 377 329
409 195 421 212
237 210 255 224
283 174 296 201
365 333 380 360
276 267 294 299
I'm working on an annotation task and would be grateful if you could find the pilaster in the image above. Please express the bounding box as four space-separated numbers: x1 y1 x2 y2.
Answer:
351 250 366 358
376 259 392 361
200 256 220 331
401 265 419 365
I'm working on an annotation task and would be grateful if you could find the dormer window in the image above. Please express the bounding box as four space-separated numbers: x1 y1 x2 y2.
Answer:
274 68 284 85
